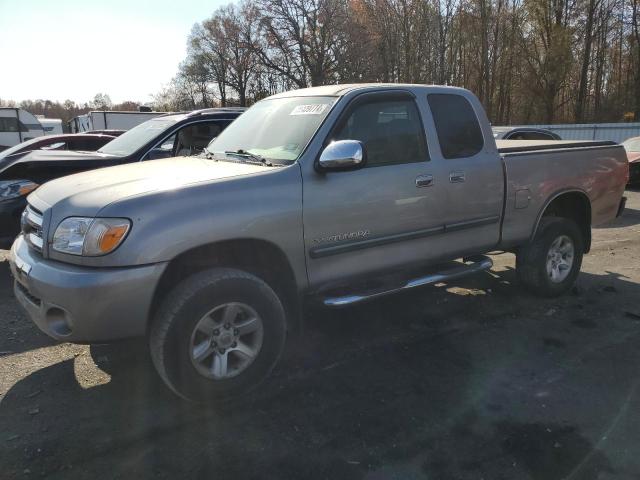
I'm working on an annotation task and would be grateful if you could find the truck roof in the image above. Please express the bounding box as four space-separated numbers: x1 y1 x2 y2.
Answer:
267 83 469 98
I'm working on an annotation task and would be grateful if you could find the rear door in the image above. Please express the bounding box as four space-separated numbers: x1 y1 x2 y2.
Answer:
425 92 504 256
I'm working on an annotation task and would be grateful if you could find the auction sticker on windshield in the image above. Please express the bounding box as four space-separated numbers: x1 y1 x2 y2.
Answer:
290 104 328 115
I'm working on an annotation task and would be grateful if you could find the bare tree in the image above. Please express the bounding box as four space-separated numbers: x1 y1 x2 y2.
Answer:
253 0 349 87
138 0 640 124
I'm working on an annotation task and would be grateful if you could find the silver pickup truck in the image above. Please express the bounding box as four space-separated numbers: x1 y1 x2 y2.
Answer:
9 84 628 401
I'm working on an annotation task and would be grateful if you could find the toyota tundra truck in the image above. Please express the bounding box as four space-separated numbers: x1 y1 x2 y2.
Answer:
8 84 628 402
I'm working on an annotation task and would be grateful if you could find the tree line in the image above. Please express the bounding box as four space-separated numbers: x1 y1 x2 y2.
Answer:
154 0 640 125
0 94 143 126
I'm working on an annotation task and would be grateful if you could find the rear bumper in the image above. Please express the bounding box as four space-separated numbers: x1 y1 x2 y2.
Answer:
9 235 168 343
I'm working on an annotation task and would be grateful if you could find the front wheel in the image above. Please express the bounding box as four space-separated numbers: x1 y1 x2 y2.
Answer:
149 268 287 402
516 217 584 297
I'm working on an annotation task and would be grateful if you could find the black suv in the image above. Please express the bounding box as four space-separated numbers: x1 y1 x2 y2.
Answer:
0 108 245 245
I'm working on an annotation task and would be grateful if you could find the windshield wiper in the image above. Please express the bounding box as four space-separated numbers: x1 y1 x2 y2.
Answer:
224 149 275 166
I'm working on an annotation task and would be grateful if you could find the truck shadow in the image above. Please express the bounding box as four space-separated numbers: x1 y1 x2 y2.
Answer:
594 206 640 229
0 260 56 356
2 265 638 479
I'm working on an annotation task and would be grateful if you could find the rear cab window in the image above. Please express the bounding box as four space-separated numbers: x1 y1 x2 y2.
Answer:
508 131 555 141
427 93 484 159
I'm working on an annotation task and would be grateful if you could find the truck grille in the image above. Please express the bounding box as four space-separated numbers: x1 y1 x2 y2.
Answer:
21 204 44 253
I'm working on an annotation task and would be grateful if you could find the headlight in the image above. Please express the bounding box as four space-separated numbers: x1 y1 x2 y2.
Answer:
0 180 39 200
52 217 131 256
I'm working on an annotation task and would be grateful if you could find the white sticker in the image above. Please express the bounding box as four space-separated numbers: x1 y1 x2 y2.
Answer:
290 104 328 116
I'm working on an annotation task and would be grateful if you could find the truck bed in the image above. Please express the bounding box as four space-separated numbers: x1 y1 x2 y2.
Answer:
496 139 617 153
497 141 628 250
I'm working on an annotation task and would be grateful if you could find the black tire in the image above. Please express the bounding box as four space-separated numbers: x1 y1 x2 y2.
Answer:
149 268 287 402
516 217 584 297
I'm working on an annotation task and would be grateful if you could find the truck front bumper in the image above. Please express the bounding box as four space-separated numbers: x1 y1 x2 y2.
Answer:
9 235 168 343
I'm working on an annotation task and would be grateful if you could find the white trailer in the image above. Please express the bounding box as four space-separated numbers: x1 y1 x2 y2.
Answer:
68 111 165 133
0 108 44 151
36 116 64 135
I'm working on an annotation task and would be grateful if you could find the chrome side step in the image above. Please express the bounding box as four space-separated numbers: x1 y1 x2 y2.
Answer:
323 256 493 307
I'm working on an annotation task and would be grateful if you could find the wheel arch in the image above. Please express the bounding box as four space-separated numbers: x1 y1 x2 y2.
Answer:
149 238 302 334
531 189 592 252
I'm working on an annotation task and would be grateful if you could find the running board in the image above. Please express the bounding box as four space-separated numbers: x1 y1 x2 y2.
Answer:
322 256 493 307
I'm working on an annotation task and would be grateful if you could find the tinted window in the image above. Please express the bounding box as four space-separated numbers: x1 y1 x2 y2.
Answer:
68 137 111 151
428 94 483 159
0 117 29 133
176 122 223 156
508 131 555 140
333 98 428 167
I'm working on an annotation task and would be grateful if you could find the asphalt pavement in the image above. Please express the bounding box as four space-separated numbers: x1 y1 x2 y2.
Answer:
1 190 640 479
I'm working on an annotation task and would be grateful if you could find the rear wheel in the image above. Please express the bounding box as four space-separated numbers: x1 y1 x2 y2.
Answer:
149 268 286 402
516 217 584 297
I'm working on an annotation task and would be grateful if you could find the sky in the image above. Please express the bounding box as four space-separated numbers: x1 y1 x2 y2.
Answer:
0 0 229 104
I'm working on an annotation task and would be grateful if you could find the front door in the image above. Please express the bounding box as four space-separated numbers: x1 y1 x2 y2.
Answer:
302 91 448 288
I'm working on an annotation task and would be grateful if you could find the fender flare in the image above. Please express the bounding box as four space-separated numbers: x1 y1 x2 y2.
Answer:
529 188 592 250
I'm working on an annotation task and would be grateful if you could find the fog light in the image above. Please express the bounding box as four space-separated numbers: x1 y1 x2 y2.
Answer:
46 307 72 336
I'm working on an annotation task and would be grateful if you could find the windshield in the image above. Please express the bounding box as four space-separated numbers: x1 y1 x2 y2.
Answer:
207 96 336 164
623 138 640 152
0 136 44 159
98 116 181 156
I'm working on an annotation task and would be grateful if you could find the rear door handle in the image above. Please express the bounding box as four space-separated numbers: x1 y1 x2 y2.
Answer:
449 171 466 183
415 174 434 188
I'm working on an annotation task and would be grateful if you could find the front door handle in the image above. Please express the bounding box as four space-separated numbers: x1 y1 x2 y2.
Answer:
416 174 434 188
449 171 466 183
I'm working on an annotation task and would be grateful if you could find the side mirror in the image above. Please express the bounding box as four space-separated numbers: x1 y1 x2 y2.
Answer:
318 140 365 171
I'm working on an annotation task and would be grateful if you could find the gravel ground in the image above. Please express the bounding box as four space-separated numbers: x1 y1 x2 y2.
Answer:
1 190 640 479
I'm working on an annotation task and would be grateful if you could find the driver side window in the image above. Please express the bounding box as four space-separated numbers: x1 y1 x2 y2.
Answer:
176 122 222 157
332 98 429 167
145 121 225 161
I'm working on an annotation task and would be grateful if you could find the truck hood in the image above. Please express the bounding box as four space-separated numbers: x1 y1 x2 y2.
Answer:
0 149 115 174
29 157 269 215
